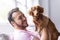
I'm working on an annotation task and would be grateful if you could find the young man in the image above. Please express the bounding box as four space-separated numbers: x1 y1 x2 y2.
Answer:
8 8 40 40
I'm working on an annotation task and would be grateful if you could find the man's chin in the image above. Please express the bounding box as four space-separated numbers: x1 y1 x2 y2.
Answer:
25 24 28 27
23 24 28 27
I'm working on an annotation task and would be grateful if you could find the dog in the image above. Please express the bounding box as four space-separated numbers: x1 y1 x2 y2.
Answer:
28 5 60 40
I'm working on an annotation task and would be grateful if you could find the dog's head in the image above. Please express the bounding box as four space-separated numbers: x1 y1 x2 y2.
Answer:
29 5 44 17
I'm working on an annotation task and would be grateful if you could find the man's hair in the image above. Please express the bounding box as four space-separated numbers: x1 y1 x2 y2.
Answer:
8 7 19 23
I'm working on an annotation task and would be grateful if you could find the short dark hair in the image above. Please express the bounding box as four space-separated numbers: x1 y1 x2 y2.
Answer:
8 7 20 23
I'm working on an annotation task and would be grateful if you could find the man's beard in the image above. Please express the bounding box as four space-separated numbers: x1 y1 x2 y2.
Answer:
22 22 28 28
15 22 28 29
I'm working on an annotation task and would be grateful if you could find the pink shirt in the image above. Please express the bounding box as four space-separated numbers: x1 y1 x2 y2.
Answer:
9 29 40 40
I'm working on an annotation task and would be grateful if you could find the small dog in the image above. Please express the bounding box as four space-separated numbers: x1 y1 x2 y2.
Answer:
29 5 60 40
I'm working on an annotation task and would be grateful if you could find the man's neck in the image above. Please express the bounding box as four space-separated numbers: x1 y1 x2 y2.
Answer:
14 26 27 31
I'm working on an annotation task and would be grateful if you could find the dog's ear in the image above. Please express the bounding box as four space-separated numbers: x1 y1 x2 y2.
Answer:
29 8 34 16
37 6 44 14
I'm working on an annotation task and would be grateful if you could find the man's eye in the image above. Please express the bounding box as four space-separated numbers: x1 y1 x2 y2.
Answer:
19 16 22 19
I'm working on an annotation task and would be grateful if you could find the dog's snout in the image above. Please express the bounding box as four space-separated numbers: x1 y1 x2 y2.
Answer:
33 10 37 16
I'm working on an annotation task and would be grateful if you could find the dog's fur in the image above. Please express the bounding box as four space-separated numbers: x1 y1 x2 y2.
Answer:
29 5 60 40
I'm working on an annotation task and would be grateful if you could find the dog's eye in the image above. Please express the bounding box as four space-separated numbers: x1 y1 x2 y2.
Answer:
31 7 36 11
32 9 34 11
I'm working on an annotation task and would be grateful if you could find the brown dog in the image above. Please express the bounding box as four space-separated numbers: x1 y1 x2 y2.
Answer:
28 5 60 40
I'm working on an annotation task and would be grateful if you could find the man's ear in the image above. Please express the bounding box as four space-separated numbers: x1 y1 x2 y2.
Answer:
11 21 15 26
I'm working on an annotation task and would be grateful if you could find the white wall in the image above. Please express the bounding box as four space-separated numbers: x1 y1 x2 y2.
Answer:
50 0 60 32
50 0 60 40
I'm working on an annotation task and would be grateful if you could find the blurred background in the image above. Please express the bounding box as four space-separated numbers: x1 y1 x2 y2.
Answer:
0 0 60 40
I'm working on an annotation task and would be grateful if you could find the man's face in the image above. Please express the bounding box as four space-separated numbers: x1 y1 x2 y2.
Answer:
12 11 28 28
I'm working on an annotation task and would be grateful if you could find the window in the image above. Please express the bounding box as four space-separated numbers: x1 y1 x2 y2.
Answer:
0 0 16 23
0 0 16 33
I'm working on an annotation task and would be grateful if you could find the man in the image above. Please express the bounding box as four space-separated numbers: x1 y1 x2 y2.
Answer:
8 8 40 40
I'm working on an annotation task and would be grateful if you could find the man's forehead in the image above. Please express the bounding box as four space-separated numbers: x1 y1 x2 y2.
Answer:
12 11 22 18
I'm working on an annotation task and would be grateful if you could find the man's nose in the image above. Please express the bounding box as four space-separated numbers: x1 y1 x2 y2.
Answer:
22 17 26 21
